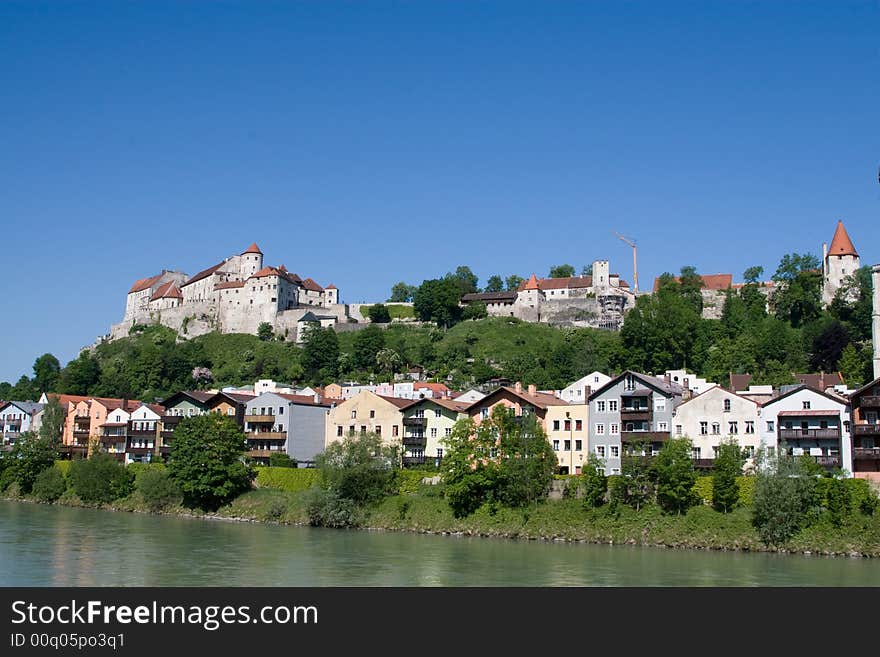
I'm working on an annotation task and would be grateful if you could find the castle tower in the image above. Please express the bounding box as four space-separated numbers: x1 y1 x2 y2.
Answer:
822 221 860 305
240 243 263 279
592 260 610 290
873 264 880 380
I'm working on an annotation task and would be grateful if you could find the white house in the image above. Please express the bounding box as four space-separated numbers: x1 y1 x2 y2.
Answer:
665 370 716 396
760 385 852 475
0 401 43 446
559 372 611 403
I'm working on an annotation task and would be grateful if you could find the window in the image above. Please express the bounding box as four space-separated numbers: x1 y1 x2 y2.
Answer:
723 399 731 412
766 421 775 432
553 420 560 431
575 419 582 431
481 408 489 419
596 424 605 435
803 401 811 410
610 423 619 435
278 407 284 415
610 445 619 458
370 410 375 419
337 426 343 437
700 421 708 435
692 446 701 459
729 421 738 434
609 400 618 412
564 440 571 451
351 410 357 419
658 421 668 431
596 445 606 458
552 440 560 451
564 419 571 432
360 425 367 434
712 423 720 435
436 448 443 459
348 426 355 436
575 440 582 451
655 399 666 412
597 401 606 413
745 421 754 434
675 424 683 436
445 428 452 436
435 409 442 418
431 428 438 438
392 425 399 437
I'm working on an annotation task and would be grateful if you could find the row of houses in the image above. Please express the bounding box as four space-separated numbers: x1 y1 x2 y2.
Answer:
2 369 879 482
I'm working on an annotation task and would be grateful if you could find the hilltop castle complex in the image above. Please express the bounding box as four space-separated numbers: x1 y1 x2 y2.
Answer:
109 243 348 342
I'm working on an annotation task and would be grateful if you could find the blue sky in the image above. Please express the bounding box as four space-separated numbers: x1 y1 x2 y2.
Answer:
1 1 878 384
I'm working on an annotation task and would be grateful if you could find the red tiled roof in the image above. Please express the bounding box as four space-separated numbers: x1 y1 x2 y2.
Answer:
794 372 844 390
128 273 163 294
301 278 324 293
652 274 733 293
326 284 337 290
181 261 226 288
518 275 593 292
828 220 858 257
47 394 91 409
377 395 415 409
215 281 245 290
150 281 182 301
414 383 451 394
522 274 540 291
242 243 263 255
250 266 284 279
277 393 334 407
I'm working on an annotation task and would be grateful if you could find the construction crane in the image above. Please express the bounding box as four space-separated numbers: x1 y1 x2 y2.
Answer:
614 232 638 294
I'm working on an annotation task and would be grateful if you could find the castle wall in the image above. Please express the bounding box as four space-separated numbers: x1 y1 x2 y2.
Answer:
823 253 861 305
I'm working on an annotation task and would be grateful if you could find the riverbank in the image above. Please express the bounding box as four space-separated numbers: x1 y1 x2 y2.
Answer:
6 485 880 558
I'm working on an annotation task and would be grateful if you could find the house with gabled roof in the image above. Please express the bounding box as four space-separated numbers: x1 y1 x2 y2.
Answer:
325 391 411 450
849 376 880 481
399 397 469 467
0 401 44 447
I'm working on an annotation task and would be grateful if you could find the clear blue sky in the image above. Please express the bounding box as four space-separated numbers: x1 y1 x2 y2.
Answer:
1 1 878 384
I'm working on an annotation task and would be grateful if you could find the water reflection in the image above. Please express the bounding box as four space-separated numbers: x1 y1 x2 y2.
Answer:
1 501 879 587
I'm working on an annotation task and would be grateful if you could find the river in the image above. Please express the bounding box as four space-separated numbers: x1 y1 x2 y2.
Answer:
2 500 880 586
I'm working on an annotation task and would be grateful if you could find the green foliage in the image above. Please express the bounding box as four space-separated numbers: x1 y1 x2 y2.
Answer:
367 304 392 323
316 433 399 505
352 326 385 371
54 460 73 478
484 275 504 293
32 353 61 394
462 301 488 321
5 433 58 494
268 453 297 468
824 477 852 527
736 476 756 506
581 458 607 508
752 452 817 546
693 477 714 505
136 467 183 512
305 487 360 528
505 274 524 292
654 438 698 514
32 465 67 502
618 446 655 511
771 253 822 327
396 469 428 495
549 264 575 278
255 466 320 492
68 453 135 504
712 439 743 513
389 282 418 303
301 325 340 383
440 407 557 517
257 322 274 341
38 397 65 444
167 414 255 510
413 278 464 328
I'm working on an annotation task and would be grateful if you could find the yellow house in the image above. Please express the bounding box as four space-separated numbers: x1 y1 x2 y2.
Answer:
325 391 410 449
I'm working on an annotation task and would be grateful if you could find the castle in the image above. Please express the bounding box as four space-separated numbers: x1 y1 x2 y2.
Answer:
822 220 860 305
109 243 348 342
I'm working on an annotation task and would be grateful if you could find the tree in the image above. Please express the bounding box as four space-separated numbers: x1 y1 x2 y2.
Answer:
375 348 402 375
316 432 399 505
68 453 134 504
581 264 593 277
368 304 392 323
581 457 607 508
389 281 417 303
268 452 297 468
352 325 386 371
5 432 58 494
619 442 655 511
38 396 65 445
167 414 255 510
413 278 463 328
32 465 66 502
830 266 873 340
653 437 698 514
257 322 274 341
136 467 183 512
808 319 849 372
678 266 705 315
301 325 339 382
825 477 852 528
549 264 575 278
484 275 504 293
58 352 101 395
32 353 61 393
838 343 869 388
620 288 701 372
462 301 488 321
505 275 524 292
446 266 479 296
740 266 768 322
441 408 557 517
712 439 743 513
771 253 822 328
752 449 817 546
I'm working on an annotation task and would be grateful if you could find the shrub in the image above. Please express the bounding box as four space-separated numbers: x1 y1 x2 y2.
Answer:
317 433 398 506
54 461 73 478
68 453 135 504
265 497 289 521
255 467 320 492
825 477 852 527
736 476 756 506
693 477 713 505
752 454 816 546
397 470 427 495
268 453 297 468
305 488 359 528
581 459 607 508
32 466 67 503
137 468 183 512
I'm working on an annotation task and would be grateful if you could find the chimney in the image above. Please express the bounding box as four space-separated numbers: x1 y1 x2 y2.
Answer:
584 385 591 400
664 374 671 384
683 377 690 391
873 264 880 379
514 381 522 394
314 392 321 404
528 384 537 396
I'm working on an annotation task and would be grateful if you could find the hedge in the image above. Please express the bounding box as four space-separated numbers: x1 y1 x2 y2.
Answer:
692 476 755 507
256 467 321 492
397 470 430 495
54 461 72 478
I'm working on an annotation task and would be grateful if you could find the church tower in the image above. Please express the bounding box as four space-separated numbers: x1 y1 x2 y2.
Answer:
240 243 263 279
822 221 860 305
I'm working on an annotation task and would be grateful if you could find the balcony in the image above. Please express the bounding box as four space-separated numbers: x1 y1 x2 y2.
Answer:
128 428 156 437
620 408 652 422
244 414 275 423
402 434 426 446
859 395 880 408
854 424 880 437
620 431 670 443
854 448 880 461
247 432 286 441
402 455 441 467
127 446 154 454
73 429 90 438
814 456 841 469
402 417 427 427
693 458 715 470
247 449 285 458
778 428 841 441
